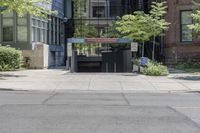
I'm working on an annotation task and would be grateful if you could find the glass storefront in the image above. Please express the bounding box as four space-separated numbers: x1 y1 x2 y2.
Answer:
69 0 151 38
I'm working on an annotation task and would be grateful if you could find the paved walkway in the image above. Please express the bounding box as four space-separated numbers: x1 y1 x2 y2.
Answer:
0 69 200 92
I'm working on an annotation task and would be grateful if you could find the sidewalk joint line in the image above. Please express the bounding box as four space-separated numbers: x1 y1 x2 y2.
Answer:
119 81 124 91
0 104 7 109
168 106 200 129
146 78 157 91
87 78 92 90
121 93 130 106
42 93 58 104
177 81 192 91
173 106 200 109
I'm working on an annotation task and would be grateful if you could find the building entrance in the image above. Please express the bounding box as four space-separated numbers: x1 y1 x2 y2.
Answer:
67 38 136 73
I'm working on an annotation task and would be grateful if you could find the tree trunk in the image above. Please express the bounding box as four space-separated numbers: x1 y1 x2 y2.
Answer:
142 41 145 57
152 34 156 61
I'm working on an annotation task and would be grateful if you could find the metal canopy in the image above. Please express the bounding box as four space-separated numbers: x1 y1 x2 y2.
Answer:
67 38 133 44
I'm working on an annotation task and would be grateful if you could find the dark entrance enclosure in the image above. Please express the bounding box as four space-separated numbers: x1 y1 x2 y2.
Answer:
102 50 132 72
78 56 102 72
67 38 135 73
65 0 164 65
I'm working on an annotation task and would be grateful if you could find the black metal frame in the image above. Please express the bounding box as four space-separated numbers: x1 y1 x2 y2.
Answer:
180 10 193 44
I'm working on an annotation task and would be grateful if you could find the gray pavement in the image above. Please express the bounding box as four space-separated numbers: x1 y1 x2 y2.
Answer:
0 69 200 132
0 91 200 132
0 69 200 92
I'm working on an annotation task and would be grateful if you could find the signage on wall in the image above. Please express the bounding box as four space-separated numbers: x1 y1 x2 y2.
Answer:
85 38 118 43
67 38 134 44
117 38 133 43
68 38 85 43
131 42 138 52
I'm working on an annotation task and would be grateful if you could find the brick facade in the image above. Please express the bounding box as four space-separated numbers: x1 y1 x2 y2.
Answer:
164 0 200 65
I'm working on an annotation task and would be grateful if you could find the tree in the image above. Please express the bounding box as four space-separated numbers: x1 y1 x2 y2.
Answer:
115 11 153 57
0 0 55 17
188 1 200 37
74 25 98 38
116 1 170 60
105 22 121 38
73 24 99 55
149 1 170 60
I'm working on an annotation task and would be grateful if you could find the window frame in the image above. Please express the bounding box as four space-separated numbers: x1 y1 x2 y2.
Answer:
2 12 15 43
92 6 106 18
91 1 109 19
31 17 48 43
180 10 193 43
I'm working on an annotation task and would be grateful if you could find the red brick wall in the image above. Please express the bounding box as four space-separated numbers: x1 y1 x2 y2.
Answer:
164 0 200 65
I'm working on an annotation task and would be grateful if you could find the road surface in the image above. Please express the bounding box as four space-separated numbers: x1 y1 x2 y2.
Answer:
0 90 200 133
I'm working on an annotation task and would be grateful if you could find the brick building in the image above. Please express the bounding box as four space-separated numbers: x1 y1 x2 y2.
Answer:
164 0 200 65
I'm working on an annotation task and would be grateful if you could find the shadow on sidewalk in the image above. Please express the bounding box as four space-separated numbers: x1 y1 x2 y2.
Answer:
0 88 29 92
0 77 5 80
0 74 27 78
171 75 200 81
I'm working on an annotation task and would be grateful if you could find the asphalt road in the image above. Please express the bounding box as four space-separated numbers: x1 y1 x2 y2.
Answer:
0 90 200 133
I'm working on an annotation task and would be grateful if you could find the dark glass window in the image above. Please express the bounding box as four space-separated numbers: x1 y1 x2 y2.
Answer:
110 0 123 17
93 6 106 18
2 12 14 42
3 27 13 42
180 10 192 42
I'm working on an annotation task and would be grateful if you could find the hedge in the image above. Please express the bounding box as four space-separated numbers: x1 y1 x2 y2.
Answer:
0 45 22 71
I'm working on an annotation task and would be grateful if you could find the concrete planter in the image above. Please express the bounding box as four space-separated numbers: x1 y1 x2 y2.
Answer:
133 65 139 72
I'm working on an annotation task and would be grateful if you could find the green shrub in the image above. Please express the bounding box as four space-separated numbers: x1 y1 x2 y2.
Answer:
175 60 200 69
143 61 169 76
0 45 22 71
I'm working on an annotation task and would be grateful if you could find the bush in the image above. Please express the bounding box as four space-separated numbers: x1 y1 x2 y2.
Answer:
0 45 22 71
175 60 200 69
143 61 169 76
175 59 200 73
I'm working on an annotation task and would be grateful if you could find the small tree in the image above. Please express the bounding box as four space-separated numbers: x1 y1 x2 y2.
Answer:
0 0 55 17
149 1 170 60
116 11 153 56
74 25 99 55
116 1 170 60
188 1 200 37
106 22 121 38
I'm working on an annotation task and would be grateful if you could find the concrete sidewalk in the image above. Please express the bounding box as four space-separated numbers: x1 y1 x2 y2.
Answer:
0 69 200 92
